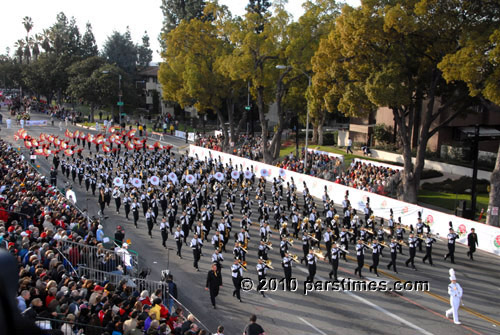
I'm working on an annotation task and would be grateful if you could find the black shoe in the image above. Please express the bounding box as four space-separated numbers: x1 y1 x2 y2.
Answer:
239 299 243 302
329 273 332 279
213 305 216 309
233 291 236 297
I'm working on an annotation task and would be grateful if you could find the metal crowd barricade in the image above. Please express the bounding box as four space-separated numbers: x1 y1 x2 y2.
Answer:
35 316 107 335
59 239 139 273
77 266 168 298
77 266 126 286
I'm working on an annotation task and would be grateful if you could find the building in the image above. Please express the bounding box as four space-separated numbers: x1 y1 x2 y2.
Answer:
137 66 173 116
349 103 500 165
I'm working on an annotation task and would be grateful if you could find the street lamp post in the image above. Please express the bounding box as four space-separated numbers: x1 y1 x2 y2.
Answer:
276 65 311 169
118 74 123 127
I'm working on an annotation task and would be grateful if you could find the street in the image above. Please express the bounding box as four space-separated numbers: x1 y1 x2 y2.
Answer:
2 109 500 335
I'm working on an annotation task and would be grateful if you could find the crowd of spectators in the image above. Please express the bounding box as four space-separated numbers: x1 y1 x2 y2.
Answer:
195 134 264 161
334 161 401 195
278 151 400 195
194 130 401 196
277 151 343 179
0 139 205 335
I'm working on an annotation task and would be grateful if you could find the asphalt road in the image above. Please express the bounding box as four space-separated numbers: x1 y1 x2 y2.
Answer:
2 109 500 335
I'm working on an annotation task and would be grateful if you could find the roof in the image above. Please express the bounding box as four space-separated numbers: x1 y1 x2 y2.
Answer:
459 126 500 138
138 66 159 77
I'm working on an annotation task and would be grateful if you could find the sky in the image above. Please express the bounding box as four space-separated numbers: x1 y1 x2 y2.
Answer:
0 0 361 63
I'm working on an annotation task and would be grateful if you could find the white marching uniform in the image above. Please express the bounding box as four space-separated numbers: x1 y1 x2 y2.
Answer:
446 282 463 324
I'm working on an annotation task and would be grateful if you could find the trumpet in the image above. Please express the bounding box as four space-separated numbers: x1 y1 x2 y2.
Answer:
265 260 274 270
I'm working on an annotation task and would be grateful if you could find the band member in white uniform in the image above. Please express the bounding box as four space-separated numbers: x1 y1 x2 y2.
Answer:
446 268 463 325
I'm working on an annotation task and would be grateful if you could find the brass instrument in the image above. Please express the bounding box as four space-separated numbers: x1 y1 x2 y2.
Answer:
289 254 299 262
239 260 248 271
361 241 374 249
244 235 248 249
265 241 273 250
313 249 326 260
241 246 248 253
219 239 223 250
339 245 350 254
397 239 409 247
265 260 274 270
310 235 319 242
286 238 294 246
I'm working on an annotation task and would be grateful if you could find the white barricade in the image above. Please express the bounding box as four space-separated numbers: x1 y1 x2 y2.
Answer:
352 158 402 171
189 145 500 256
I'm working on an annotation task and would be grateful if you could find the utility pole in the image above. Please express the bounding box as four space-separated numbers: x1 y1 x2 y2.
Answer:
118 75 123 127
470 124 480 219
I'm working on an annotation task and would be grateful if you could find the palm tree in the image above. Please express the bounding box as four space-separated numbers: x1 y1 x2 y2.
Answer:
22 16 34 64
14 39 25 63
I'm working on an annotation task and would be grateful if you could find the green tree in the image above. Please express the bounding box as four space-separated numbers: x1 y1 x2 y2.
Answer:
437 1 500 225
159 5 235 148
22 53 61 103
314 1 478 203
159 0 206 50
137 31 153 70
80 23 98 58
286 0 340 145
67 56 125 122
102 29 137 75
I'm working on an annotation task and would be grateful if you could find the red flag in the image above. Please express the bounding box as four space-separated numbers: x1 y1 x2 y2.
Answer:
126 141 134 150
126 129 137 138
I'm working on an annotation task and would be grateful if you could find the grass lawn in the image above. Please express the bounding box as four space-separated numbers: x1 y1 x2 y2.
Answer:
418 190 489 220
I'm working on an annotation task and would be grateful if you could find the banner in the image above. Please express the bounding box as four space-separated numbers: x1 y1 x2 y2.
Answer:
174 130 195 142
189 145 500 256
25 120 48 126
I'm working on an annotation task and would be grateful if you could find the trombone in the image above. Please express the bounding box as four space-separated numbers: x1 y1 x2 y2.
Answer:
265 241 273 250
265 260 274 270
286 237 294 246
361 241 374 249
239 260 248 271
289 254 299 263
312 248 326 260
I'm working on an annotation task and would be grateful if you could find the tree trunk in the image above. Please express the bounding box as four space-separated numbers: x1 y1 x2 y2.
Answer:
226 98 236 148
256 86 272 163
318 124 324 146
216 108 229 150
90 105 95 123
487 145 500 226
311 125 318 144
